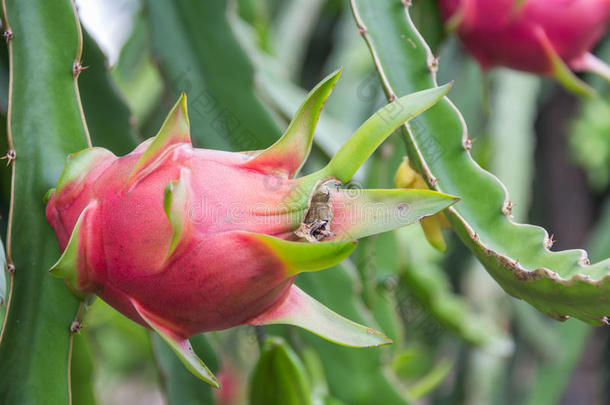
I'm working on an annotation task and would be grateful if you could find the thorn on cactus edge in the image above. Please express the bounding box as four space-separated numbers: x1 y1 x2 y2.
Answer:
358 26 367 35
428 57 440 73
2 30 13 42
6 263 15 274
503 200 515 217
554 314 570 322
544 233 556 249
72 61 89 77
70 320 82 334
1 149 16 166
463 136 476 151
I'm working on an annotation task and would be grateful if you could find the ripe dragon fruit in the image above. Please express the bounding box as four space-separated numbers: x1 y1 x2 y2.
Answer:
438 0 610 95
45 70 457 386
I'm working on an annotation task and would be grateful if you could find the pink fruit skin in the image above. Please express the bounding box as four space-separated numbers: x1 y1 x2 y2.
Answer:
46 142 304 339
438 0 610 73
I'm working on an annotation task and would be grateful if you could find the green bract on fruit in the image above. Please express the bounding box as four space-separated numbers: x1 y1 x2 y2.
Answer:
45 70 458 387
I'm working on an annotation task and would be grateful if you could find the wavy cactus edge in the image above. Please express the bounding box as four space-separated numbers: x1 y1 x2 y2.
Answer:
350 0 610 325
0 0 94 403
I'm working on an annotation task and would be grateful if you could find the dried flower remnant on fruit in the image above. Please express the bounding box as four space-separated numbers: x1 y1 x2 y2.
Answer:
295 179 340 242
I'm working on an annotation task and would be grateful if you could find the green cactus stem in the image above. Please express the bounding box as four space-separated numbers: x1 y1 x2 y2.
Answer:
0 0 93 403
350 0 610 324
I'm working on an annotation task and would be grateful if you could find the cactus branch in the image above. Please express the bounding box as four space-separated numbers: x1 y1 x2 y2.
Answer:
350 0 610 324
69 0 91 147
0 0 14 348
66 301 85 405
0 0 94 402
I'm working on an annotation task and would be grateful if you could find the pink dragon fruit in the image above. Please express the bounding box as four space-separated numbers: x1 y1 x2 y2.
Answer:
45 70 456 386
438 0 610 94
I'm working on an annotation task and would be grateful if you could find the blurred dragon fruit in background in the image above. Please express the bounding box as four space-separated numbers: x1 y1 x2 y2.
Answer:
44 70 457 386
438 0 610 94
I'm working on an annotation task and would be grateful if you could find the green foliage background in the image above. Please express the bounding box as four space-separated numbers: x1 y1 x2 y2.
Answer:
0 0 609 404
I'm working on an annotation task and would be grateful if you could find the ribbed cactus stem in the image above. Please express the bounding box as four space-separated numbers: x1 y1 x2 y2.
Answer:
350 0 610 324
0 0 94 402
